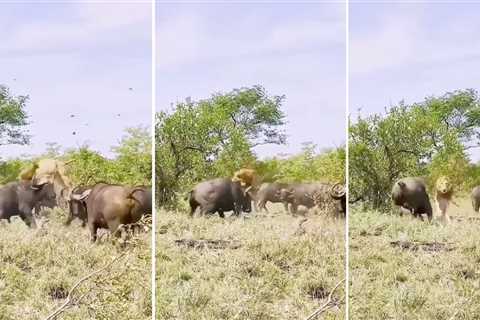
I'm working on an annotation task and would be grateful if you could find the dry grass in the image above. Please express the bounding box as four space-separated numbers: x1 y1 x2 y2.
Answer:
157 205 345 320
350 196 480 319
0 208 151 320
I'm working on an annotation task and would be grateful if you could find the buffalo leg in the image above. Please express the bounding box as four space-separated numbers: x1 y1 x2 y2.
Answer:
89 222 98 242
108 220 123 238
189 200 199 217
257 200 268 212
64 215 74 226
199 204 216 217
19 212 37 228
474 200 480 213
398 206 411 217
290 203 298 214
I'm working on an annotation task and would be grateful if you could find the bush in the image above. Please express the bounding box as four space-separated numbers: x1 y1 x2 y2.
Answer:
0 126 151 187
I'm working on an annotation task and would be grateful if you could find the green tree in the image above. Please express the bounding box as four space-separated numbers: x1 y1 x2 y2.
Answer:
0 85 29 147
349 89 480 209
0 159 27 185
111 126 152 185
258 144 345 184
156 85 286 206
63 127 151 187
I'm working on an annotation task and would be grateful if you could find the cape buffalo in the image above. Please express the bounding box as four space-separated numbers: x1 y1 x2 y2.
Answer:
66 185 92 226
33 183 57 216
0 181 52 227
278 183 331 214
70 183 147 242
130 186 152 217
392 177 432 221
330 183 346 217
189 178 252 218
255 182 291 212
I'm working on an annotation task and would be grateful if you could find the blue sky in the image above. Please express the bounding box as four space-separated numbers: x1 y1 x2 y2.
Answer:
156 2 346 158
350 2 480 160
0 2 151 159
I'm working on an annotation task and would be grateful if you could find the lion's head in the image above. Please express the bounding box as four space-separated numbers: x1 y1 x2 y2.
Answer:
435 176 453 196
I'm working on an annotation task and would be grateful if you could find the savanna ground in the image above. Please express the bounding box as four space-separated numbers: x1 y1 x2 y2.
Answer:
350 196 480 319
0 208 151 320
157 204 345 320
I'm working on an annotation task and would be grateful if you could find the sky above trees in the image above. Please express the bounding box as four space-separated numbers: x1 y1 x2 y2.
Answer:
0 3 151 158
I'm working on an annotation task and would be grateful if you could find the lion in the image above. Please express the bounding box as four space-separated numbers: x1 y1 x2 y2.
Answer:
232 168 258 188
232 168 260 211
19 158 74 209
435 176 455 222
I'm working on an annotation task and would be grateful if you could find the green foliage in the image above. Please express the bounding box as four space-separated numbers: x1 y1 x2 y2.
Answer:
0 159 27 185
257 144 345 184
349 89 480 209
0 85 29 147
0 127 151 187
111 126 152 185
66 126 151 186
156 86 286 206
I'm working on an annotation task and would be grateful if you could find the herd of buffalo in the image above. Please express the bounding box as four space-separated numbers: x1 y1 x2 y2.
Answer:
188 169 347 218
0 158 152 242
9 162 480 234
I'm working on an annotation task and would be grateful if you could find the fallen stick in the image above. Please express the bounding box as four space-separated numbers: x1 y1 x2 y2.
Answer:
43 253 125 320
304 278 345 320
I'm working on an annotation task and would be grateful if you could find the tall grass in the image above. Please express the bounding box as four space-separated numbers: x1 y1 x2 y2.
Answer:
157 206 345 320
350 197 480 319
0 208 151 320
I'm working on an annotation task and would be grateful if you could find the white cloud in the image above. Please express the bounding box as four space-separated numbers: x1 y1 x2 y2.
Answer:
157 9 344 70
1 3 150 56
351 5 480 75
350 10 421 75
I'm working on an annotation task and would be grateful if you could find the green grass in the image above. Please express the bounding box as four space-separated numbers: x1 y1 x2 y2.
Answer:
157 206 345 320
0 209 151 320
350 197 480 319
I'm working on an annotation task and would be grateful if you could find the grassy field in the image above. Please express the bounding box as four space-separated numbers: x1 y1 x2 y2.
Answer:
350 196 480 319
157 205 345 320
0 208 151 320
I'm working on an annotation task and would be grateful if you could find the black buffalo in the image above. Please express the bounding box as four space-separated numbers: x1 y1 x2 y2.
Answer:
189 178 252 218
0 181 52 227
70 183 148 242
66 185 92 226
392 177 433 221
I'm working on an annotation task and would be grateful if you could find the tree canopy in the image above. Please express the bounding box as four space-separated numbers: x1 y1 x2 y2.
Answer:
349 89 480 209
0 85 29 147
156 85 286 205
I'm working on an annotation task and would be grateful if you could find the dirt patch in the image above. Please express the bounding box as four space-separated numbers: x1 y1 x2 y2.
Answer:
174 239 242 250
453 215 480 222
359 226 385 237
390 241 455 252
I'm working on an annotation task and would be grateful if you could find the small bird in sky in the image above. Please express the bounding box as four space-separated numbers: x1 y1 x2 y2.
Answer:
72 131 76 135
70 114 75 118
128 87 133 91
117 113 121 117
